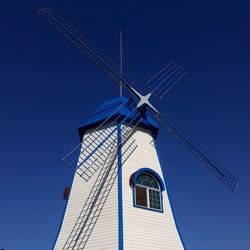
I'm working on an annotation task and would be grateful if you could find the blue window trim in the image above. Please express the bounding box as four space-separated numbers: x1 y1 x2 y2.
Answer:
131 168 165 213
131 168 165 191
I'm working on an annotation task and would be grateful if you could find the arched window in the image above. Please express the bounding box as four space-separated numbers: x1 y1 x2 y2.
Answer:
134 172 162 211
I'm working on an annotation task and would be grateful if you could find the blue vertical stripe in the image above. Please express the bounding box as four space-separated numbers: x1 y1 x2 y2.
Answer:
117 125 124 250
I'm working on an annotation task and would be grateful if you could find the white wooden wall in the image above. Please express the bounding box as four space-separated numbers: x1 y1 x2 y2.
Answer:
122 127 184 250
54 124 184 250
54 127 118 250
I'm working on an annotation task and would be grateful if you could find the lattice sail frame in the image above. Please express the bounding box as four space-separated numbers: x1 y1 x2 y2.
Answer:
63 99 141 181
146 61 186 100
157 113 238 192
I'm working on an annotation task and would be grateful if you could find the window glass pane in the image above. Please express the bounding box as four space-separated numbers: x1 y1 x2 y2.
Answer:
142 180 152 187
151 179 159 189
135 173 159 189
149 189 161 210
137 176 143 184
135 186 147 207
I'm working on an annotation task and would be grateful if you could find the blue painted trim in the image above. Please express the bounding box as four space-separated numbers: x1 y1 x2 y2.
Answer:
51 173 75 249
117 125 124 250
155 142 187 250
78 97 159 140
132 167 165 191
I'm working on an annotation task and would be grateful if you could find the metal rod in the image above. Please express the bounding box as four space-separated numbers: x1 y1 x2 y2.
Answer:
146 61 175 86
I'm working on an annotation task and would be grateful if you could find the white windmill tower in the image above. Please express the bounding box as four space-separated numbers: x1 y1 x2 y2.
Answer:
37 8 239 250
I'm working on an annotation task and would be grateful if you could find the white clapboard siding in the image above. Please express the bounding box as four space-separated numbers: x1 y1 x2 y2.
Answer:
54 123 184 250
54 126 118 250
122 127 184 250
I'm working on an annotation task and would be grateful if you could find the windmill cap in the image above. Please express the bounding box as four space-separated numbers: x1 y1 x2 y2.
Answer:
78 97 159 140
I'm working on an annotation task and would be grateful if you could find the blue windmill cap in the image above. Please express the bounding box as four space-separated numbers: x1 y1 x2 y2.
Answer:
78 96 159 139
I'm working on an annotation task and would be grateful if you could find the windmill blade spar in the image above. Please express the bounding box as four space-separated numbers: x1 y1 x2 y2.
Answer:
155 112 239 192
146 62 186 100
37 8 138 100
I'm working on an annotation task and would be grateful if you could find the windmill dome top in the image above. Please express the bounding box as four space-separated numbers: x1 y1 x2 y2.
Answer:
78 97 159 139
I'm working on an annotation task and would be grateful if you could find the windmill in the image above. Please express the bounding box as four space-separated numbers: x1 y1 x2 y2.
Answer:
37 8 239 250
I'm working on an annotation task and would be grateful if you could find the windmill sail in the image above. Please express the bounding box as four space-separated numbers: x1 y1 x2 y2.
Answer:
156 112 239 192
63 99 141 181
146 61 186 100
37 8 135 93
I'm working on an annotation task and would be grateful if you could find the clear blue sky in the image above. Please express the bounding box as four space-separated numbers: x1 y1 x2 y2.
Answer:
0 1 249 249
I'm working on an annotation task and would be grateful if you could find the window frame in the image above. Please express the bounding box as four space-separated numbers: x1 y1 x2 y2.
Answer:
132 171 164 213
